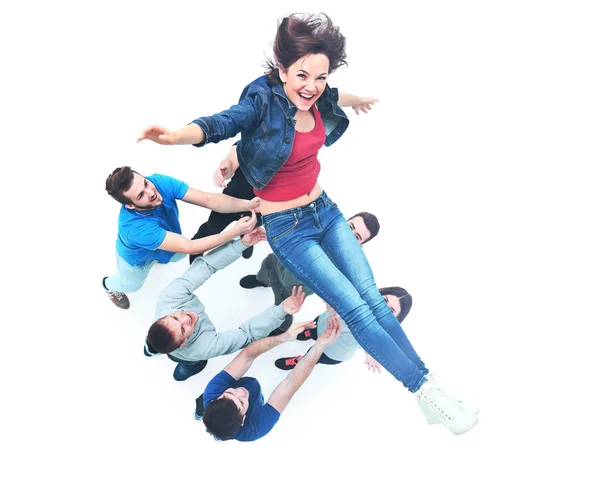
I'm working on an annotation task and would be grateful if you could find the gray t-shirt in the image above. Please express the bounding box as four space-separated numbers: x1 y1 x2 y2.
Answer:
154 239 286 362
317 310 360 362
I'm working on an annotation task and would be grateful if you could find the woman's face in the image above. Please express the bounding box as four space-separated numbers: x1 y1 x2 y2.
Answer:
280 53 330 111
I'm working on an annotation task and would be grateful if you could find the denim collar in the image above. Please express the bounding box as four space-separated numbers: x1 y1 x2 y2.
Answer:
272 82 298 115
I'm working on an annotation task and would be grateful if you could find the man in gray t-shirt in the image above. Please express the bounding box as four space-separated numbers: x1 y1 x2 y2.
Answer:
274 287 412 372
144 228 306 381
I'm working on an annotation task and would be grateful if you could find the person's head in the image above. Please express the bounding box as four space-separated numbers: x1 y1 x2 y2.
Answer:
145 311 199 354
203 387 250 441
265 13 347 112
105 166 163 210
379 287 413 324
347 212 380 245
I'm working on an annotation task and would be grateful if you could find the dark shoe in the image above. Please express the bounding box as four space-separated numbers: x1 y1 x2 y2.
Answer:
194 394 205 420
103 277 130 309
280 314 293 332
268 314 294 337
239 275 267 289
173 360 208 382
296 329 315 341
242 245 254 259
268 327 285 337
275 355 302 371
189 251 206 265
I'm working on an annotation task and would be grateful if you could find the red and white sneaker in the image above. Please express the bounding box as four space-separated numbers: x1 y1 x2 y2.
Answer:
296 329 314 341
275 355 303 370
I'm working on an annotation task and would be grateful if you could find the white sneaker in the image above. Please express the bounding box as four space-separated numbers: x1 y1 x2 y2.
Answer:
417 397 478 425
416 378 478 435
422 373 479 419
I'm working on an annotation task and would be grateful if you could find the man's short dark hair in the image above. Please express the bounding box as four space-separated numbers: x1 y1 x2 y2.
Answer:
203 397 244 441
348 212 380 243
379 286 412 324
146 317 179 354
105 166 137 205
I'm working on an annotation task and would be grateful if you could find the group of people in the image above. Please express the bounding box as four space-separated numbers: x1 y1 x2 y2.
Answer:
103 12 479 441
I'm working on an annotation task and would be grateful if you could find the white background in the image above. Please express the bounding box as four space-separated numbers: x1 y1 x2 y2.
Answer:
2 1 599 484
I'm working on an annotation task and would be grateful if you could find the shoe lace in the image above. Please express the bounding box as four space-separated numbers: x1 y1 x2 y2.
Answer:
284 355 301 366
428 387 467 412
109 290 125 300
426 374 470 411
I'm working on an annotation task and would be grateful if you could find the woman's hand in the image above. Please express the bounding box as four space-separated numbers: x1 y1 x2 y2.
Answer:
352 97 379 115
136 125 179 145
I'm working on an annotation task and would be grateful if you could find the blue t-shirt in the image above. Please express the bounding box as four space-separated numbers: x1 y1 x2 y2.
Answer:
115 174 189 266
203 371 280 442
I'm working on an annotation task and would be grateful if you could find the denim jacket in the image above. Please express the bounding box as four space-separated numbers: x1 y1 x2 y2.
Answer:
191 75 349 190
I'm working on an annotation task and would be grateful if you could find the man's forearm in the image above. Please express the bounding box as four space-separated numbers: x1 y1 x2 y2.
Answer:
239 333 287 361
280 344 324 392
222 316 289 380
236 304 287 342
187 228 239 254
203 193 249 214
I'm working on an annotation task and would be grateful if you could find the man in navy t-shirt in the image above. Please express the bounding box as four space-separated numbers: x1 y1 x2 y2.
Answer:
103 166 259 309
198 313 342 442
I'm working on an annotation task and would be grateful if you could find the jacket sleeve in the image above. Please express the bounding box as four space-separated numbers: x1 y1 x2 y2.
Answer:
190 86 267 147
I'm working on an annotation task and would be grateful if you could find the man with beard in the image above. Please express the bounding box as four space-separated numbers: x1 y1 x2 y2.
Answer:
103 166 258 309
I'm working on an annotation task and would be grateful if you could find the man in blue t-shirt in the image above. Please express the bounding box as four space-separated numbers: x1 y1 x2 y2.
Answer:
197 314 342 442
103 166 259 309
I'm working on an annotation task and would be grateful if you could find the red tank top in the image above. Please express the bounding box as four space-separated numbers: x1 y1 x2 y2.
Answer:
254 105 326 201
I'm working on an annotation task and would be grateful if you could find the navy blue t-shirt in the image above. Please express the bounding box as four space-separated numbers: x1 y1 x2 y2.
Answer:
203 371 280 442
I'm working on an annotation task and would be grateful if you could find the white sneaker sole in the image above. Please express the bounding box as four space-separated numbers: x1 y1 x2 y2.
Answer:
417 398 479 435
418 399 480 424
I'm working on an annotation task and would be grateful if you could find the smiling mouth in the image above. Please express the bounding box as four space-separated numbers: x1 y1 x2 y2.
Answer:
299 92 315 100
